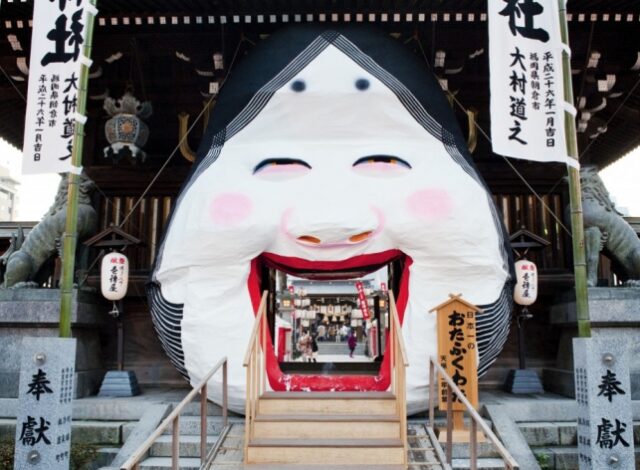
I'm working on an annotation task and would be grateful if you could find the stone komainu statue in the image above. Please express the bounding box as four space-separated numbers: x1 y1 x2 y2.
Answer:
580 165 640 286
1 173 97 288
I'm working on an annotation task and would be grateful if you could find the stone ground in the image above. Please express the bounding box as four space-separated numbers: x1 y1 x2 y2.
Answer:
2 388 639 469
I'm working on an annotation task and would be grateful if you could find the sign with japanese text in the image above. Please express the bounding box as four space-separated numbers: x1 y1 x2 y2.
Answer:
100 252 129 301
14 337 76 469
573 338 634 469
23 0 93 174
488 0 569 165
514 259 538 305
354 281 371 321
430 294 480 411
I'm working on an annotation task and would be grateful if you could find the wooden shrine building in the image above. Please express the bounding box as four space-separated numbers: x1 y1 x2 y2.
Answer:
0 0 639 393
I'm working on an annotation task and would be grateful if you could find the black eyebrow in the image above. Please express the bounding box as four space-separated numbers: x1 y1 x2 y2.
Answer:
352 155 412 169
253 158 312 173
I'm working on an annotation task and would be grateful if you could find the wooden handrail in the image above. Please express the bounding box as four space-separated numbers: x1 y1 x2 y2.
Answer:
388 290 408 466
428 357 519 470
243 291 269 463
242 291 269 366
388 291 409 367
120 356 229 470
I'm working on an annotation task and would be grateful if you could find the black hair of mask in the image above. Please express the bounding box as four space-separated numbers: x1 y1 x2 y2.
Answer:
195 25 470 166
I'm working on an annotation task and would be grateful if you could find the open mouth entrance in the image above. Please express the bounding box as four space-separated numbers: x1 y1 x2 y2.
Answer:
247 250 412 392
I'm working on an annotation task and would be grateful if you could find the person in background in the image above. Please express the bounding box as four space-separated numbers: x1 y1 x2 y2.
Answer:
317 323 326 341
340 323 349 341
311 333 319 363
347 329 357 358
297 330 312 362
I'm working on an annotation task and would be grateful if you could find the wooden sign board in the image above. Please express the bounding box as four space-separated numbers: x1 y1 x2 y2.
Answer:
430 294 481 412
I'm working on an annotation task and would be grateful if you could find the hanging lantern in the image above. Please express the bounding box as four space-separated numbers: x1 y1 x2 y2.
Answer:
101 252 129 301
514 259 538 306
103 91 152 162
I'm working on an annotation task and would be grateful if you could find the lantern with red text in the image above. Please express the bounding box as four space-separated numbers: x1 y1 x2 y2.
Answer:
101 252 129 301
513 260 537 306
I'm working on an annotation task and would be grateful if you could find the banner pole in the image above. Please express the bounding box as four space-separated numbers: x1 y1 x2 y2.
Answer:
59 0 98 338
558 0 591 338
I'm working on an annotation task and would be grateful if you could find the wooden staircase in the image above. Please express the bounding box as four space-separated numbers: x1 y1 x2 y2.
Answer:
247 391 405 465
243 292 409 467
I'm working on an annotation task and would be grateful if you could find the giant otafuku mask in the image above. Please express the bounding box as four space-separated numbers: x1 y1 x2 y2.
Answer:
148 27 513 413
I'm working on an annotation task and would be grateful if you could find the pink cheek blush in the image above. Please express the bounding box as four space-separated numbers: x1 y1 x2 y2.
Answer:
406 188 454 221
209 193 253 226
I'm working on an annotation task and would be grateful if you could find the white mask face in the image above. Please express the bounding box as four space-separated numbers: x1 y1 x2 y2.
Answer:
152 40 512 413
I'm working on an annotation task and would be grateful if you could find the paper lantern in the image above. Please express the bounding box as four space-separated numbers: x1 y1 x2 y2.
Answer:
514 260 538 306
294 298 302 307
101 252 129 301
350 320 358 327
301 320 310 327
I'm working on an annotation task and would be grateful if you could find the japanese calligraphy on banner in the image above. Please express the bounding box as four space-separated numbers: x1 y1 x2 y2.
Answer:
23 0 95 175
488 1 571 166
354 281 371 320
430 294 481 411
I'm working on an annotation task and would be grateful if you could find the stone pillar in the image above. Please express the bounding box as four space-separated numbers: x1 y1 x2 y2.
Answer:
543 287 640 398
0 288 106 398
573 337 634 469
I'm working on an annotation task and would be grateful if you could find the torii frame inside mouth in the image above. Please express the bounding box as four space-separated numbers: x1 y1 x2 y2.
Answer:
247 249 411 391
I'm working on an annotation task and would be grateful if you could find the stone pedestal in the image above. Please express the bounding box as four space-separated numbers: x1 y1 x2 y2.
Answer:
543 287 640 399
0 288 107 398
573 337 634 469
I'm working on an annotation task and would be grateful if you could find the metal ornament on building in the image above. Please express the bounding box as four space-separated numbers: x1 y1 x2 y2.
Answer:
514 259 538 306
103 91 152 162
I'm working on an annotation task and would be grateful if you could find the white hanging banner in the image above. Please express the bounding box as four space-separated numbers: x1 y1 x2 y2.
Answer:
488 1 571 166
22 0 93 175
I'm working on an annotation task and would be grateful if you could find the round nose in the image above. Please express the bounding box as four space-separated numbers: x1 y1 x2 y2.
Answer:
284 204 382 247
296 230 375 246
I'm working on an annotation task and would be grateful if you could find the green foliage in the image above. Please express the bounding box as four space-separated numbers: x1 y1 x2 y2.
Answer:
0 441 13 470
0 440 99 470
71 443 99 469
534 450 551 470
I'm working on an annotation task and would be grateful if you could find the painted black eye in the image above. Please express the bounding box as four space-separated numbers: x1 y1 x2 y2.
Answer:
355 78 370 90
291 80 306 92
253 158 312 174
353 155 412 169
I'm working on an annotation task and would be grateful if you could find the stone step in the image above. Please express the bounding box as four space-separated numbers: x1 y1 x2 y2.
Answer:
138 456 202 470
534 446 640 470
519 421 640 447
409 442 500 459
451 458 512 470
518 421 576 447
160 415 226 436
150 434 221 457
0 418 126 445
95 447 121 468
